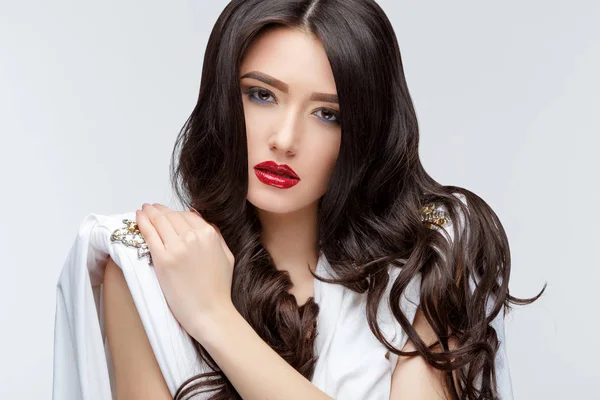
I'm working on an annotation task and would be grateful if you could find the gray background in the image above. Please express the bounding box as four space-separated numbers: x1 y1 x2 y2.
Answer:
1 0 597 398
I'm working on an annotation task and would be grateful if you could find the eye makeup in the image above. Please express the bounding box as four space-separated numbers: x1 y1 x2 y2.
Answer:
241 86 341 125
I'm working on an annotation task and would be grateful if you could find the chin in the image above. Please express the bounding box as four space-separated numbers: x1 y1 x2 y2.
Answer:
247 191 298 214
247 184 315 215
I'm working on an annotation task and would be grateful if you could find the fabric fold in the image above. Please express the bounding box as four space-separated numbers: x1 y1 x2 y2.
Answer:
53 212 207 400
53 207 513 399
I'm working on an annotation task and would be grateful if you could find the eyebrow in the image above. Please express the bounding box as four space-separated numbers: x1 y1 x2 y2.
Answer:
240 70 339 104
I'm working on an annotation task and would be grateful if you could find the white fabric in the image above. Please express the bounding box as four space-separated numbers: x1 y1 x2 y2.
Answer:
53 203 513 399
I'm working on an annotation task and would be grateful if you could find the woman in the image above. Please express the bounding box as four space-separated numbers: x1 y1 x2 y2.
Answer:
53 0 544 399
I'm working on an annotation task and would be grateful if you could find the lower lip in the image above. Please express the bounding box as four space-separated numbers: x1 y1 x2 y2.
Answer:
254 168 300 189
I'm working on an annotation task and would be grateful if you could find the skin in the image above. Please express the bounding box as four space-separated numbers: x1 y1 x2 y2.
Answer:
391 311 461 399
103 26 457 399
241 26 342 305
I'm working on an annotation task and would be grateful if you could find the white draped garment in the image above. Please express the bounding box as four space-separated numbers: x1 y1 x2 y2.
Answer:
52 196 513 399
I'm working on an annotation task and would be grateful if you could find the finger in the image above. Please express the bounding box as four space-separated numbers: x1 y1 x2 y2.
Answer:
187 208 233 263
136 210 166 255
185 206 211 230
142 204 180 248
151 203 171 212
168 212 195 236
149 203 192 235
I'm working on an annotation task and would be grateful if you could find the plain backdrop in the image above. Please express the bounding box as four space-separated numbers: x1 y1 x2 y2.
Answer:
1 1 598 398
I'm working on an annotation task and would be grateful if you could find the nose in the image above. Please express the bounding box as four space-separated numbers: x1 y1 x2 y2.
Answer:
268 110 301 156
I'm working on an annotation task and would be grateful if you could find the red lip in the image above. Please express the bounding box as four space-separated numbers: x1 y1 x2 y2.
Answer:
253 161 300 180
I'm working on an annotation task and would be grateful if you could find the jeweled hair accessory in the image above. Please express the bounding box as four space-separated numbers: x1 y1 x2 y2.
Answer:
110 219 153 265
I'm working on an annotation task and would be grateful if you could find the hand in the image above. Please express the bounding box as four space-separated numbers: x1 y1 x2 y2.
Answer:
135 203 236 339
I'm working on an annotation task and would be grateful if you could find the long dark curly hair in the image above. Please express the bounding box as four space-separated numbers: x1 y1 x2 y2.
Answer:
168 0 545 399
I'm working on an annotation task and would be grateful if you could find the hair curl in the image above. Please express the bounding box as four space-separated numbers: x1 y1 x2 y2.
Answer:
168 1 545 399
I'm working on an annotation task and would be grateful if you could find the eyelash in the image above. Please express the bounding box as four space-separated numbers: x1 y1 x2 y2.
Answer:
242 86 341 125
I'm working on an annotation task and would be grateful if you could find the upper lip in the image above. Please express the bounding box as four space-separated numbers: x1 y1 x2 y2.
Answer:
254 161 300 180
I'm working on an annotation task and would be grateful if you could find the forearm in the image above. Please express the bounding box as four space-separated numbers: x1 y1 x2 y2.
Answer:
191 307 333 400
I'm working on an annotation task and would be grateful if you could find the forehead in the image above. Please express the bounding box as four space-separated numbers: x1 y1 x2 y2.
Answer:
240 26 337 93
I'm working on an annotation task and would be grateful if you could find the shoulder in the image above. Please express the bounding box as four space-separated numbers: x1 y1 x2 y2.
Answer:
73 210 143 253
419 192 468 229
418 192 472 252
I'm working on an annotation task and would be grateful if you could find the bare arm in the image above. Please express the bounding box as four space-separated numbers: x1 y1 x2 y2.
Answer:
191 308 334 400
390 307 460 400
104 252 330 400
103 256 172 399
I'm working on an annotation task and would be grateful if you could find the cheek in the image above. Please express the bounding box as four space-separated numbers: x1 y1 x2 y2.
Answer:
243 102 275 146
243 105 262 156
315 144 340 183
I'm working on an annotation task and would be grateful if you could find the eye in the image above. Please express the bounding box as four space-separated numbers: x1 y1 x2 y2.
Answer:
242 86 341 126
243 87 277 104
313 108 340 125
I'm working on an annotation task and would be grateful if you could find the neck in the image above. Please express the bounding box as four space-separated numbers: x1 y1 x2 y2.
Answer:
256 200 320 275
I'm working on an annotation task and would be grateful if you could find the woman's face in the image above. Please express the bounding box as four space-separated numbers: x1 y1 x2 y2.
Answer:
240 26 342 214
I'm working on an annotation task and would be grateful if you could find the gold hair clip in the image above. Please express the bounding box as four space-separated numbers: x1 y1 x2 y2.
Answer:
420 203 451 228
110 219 153 265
